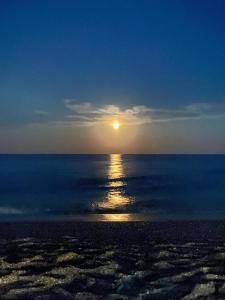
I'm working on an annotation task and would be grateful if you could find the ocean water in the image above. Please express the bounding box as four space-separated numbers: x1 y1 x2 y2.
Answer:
0 154 225 221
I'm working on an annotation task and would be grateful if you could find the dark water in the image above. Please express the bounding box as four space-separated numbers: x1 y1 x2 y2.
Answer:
0 154 225 221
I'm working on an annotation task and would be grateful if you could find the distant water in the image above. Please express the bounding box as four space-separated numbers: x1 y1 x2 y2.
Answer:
0 154 225 221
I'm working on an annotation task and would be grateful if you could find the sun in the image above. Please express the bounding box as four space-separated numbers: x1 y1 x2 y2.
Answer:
112 121 120 130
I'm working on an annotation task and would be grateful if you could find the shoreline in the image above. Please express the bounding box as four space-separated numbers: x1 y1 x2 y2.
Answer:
1 219 225 242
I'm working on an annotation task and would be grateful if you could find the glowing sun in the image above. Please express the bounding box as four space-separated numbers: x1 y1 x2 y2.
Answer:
112 121 120 130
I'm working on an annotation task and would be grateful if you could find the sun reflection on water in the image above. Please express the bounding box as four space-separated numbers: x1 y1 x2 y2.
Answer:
98 154 132 213
100 213 133 221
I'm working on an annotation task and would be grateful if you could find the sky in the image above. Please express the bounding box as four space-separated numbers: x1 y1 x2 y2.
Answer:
0 0 225 153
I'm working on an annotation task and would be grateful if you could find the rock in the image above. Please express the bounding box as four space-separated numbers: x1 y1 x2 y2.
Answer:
212 252 225 260
87 262 120 278
116 270 152 294
74 292 97 300
157 250 171 258
153 261 174 270
219 283 225 294
86 277 96 289
182 282 215 299
56 252 80 263
99 250 115 259
117 274 137 293
139 283 177 299
108 294 129 300
169 270 198 283
205 273 225 280
135 260 146 269
134 270 152 280
52 288 74 299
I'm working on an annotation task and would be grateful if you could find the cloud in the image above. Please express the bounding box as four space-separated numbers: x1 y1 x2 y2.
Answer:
185 103 212 113
63 99 225 127
34 109 49 116
0 207 24 214
64 100 123 115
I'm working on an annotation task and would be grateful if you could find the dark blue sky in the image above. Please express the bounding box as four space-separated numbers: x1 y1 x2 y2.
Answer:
0 0 225 153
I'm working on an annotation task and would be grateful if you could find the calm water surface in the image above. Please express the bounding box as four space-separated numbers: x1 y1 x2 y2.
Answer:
0 154 225 221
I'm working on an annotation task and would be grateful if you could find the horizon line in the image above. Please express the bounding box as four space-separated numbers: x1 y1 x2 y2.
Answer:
0 153 225 156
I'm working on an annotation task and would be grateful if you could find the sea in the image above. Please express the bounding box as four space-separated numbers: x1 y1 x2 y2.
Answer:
0 154 225 221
